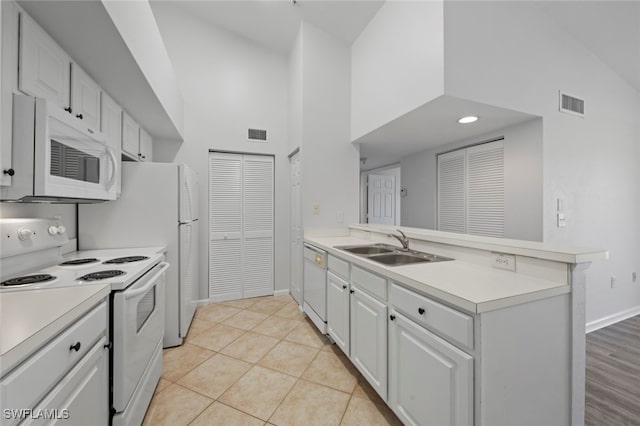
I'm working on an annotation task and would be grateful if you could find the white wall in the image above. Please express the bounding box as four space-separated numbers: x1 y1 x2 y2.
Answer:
151 3 290 299
288 25 303 154
400 119 543 241
298 22 359 235
351 0 444 141
444 1 640 323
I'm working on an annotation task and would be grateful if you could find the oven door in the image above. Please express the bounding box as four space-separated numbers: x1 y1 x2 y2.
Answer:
112 261 169 413
34 98 118 201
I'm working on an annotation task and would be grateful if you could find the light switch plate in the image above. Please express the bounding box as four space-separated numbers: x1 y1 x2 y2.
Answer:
557 213 567 228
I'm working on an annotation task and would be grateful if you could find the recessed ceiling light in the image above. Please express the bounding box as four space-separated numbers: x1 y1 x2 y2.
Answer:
458 116 478 124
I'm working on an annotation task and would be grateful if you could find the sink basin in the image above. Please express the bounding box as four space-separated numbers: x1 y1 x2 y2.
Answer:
339 245 394 255
367 253 432 266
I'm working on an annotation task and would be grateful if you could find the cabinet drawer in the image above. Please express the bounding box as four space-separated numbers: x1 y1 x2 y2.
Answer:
351 266 386 301
328 255 349 280
390 283 473 350
0 301 107 416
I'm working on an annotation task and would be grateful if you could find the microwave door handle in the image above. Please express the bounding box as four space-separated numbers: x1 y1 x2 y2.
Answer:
105 146 118 190
124 262 170 300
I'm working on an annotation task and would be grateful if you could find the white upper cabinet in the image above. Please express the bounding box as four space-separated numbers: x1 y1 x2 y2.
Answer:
18 12 71 109
121 111 139 159
71 63 101 130
138 127 153 162
100 92 122 194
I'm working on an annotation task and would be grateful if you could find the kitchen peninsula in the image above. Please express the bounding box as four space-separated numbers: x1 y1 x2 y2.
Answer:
305 224 607 426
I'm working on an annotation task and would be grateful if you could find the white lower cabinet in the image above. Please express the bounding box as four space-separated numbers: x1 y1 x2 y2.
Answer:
327 271 350 355
389 310 473 426
350 285 387 401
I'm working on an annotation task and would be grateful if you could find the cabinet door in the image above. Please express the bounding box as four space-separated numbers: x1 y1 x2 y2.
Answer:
100 92 122 194
29 338 109 426
121 111 139 159
389 311 473 426
70 63 101 130
138 127 153 162
350 286 387 400
327 271 350 356
19 12 71 109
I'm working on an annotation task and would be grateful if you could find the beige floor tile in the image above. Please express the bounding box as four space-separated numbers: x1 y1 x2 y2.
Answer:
190 402 265 426
252 315 301 339
220 331 280 363
284 320 328 349
352 379 385 405
341 396 402 426
247 297 290 315
302 351 358 393
185 318 216 342
197 304 242 323
222 310 270 330
258 340 319 377
274 302 304 320
142 383 212 426
219 366 296 421
189 323 245 352
271 294 295 303
177 353 252 399
221 298 261 309
269 379 350 426
161 343 214 382
155 378 172 394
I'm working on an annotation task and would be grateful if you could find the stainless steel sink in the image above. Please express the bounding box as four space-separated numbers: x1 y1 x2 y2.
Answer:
338 245 394 255
335 244 453 266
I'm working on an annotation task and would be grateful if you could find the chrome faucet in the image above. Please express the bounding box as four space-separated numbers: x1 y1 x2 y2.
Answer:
387 229 409 250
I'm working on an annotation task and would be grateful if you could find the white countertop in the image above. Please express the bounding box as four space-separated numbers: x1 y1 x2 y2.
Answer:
305 236 572 314
0 284 110 374
350 224 608 264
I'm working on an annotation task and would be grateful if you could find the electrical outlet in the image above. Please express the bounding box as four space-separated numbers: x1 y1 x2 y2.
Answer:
610 276 616 288
312 204 320 215
557 213 567 228
493 253 516 271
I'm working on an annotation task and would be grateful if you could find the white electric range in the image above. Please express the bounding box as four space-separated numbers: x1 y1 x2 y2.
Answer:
0 218 168 426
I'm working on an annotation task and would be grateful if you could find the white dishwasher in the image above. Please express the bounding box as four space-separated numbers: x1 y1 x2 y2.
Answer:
303 243 328 334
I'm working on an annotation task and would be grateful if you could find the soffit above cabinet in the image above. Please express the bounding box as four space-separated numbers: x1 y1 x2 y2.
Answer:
18 0 184 141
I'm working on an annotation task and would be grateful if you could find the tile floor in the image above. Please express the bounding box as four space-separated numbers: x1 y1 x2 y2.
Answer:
143 295 402 426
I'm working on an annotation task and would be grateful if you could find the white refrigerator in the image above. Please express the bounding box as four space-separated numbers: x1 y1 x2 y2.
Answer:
79 162 199 348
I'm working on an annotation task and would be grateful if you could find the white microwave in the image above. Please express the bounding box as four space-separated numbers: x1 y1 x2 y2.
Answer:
1 95 119 202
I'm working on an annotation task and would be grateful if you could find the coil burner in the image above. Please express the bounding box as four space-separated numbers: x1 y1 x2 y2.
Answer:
1 274 56 287
78 270 126 281
104 256 149 264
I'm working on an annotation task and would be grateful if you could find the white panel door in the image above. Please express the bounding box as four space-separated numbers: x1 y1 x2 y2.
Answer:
209 152 243 301
100 92 122 194
350 286 387 401
327 271 350 356
466 141 504 237
290 151 303 304
367 174 396 225
389 311 473 426
70 63 101 130
19 13 71 109
242 155 274 298
438 150 466 233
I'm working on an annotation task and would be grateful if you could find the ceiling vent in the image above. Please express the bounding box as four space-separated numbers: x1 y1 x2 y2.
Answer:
248 128 267 142
559 91 585 117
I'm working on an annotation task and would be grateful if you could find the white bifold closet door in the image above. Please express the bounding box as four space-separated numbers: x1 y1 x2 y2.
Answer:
437 140 505 237
209 152 274 301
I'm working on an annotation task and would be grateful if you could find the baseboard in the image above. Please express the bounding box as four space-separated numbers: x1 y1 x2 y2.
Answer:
274 289 291 297
586 305 640 333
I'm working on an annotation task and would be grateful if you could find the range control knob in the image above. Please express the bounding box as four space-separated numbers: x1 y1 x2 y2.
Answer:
18 227 34 241
48 226 59 235
57 225 67 234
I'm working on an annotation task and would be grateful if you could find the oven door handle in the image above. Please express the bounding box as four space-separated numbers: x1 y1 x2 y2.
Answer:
124 262 170 300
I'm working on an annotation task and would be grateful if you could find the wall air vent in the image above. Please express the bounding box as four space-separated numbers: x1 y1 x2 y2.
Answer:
559 91 585 117
248 128 268 142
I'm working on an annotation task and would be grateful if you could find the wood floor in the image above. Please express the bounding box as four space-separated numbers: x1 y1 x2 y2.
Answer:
585 315 640 425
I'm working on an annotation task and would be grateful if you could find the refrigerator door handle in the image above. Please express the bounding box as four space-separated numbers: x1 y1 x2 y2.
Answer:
179 218 199 225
